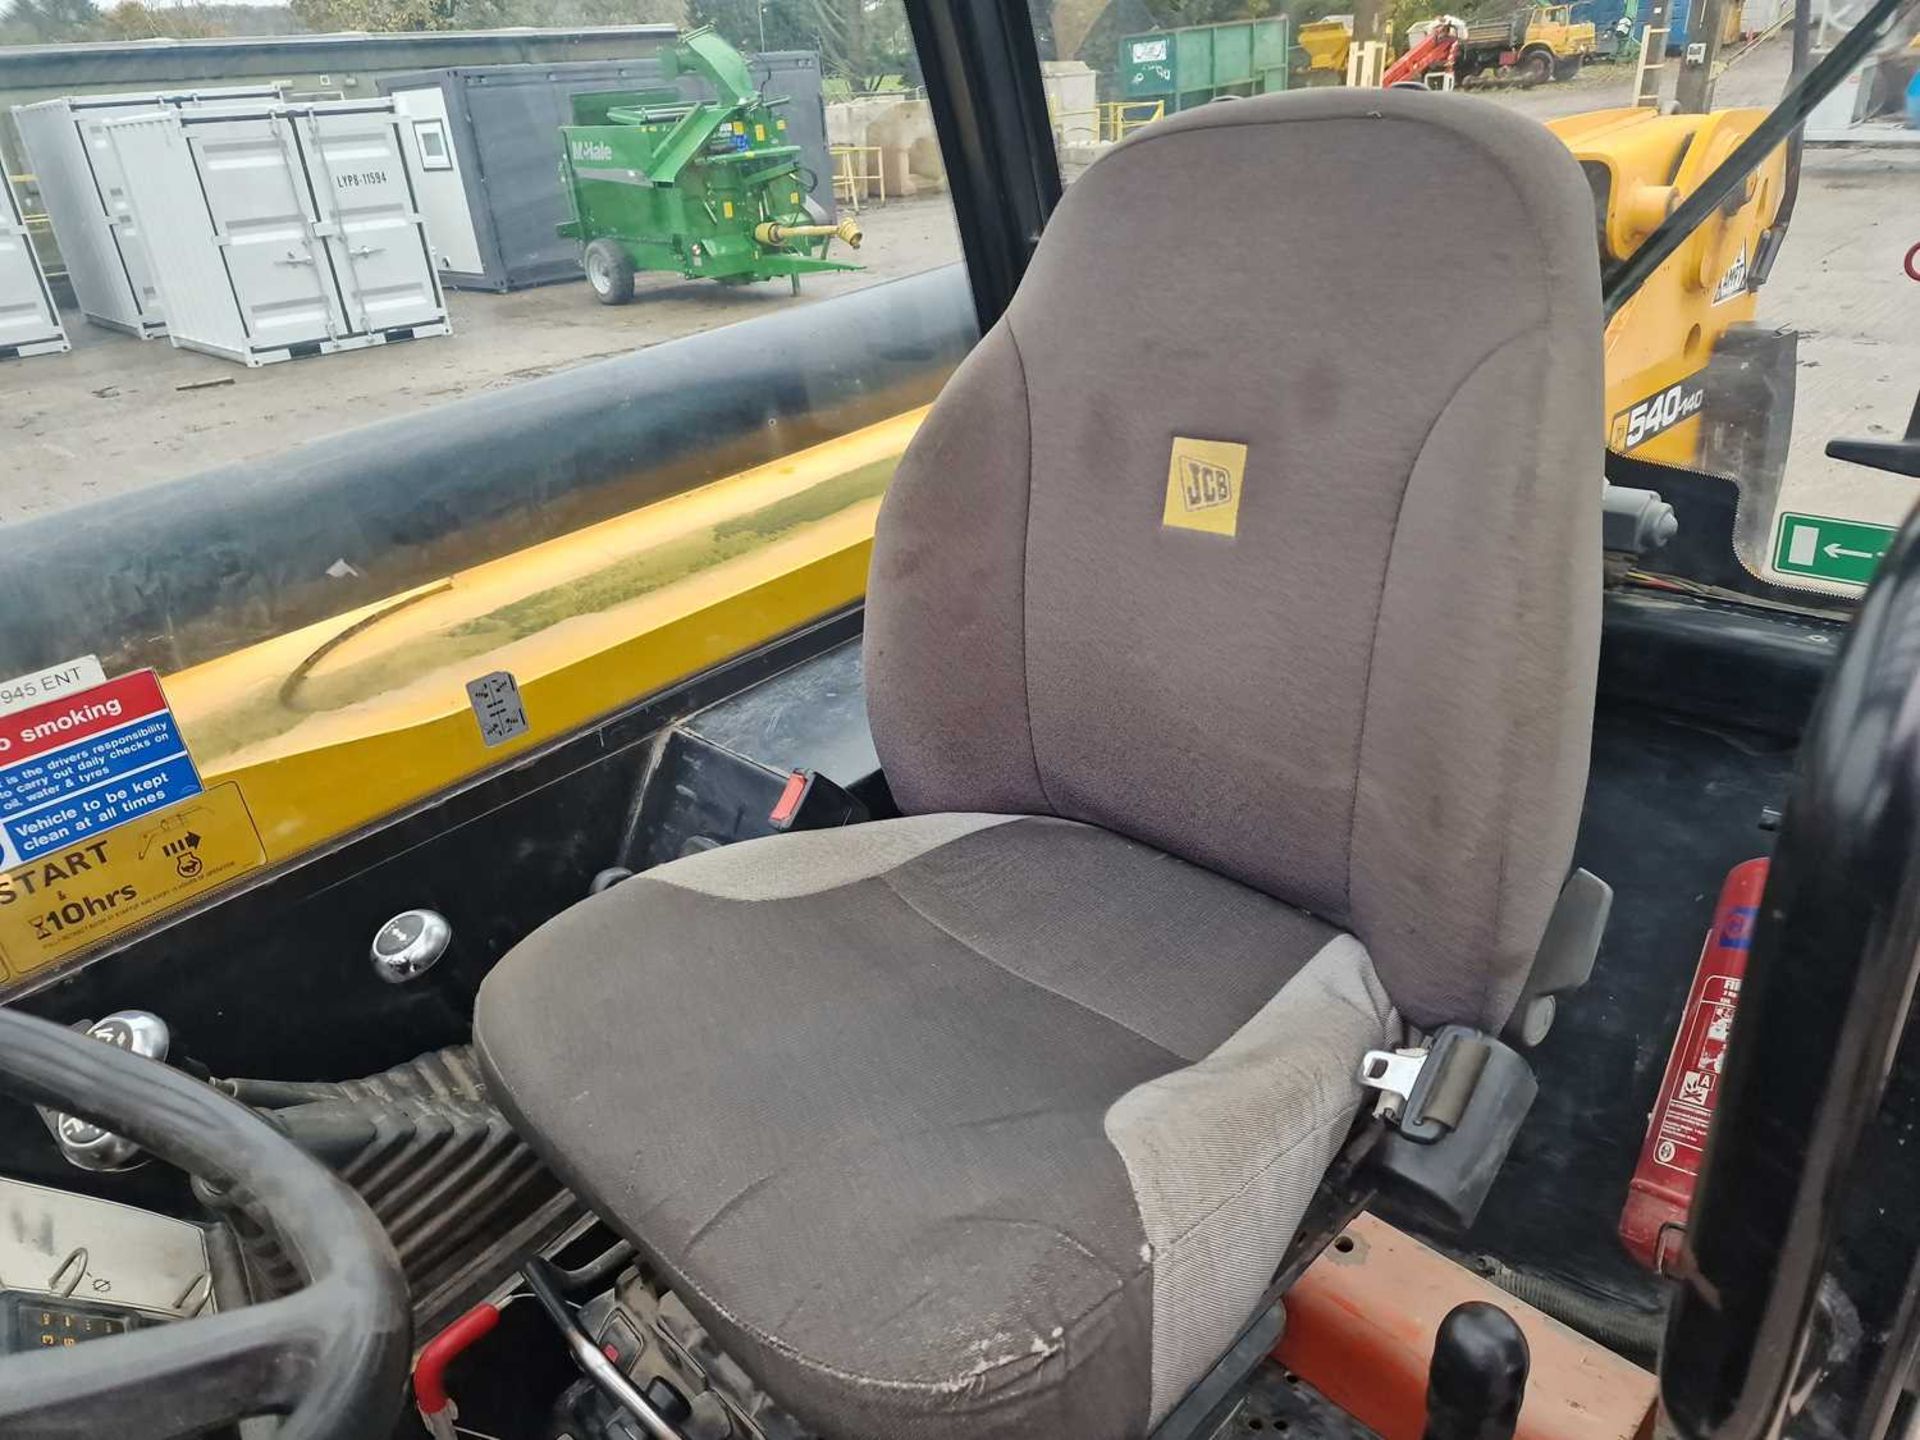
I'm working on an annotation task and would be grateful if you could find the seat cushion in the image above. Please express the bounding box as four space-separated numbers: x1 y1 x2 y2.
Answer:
477 815 1396 1440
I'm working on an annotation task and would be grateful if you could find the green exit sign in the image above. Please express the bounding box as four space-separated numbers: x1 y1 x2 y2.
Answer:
1773 511 1898 586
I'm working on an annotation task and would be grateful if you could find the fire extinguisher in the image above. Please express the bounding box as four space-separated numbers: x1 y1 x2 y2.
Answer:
1619 857 1769 1273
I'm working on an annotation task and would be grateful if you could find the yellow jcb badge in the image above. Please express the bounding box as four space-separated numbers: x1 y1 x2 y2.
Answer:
1162 438 1247 537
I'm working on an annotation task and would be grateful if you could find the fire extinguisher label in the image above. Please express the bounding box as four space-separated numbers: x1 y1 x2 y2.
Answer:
1650 961 1747 1179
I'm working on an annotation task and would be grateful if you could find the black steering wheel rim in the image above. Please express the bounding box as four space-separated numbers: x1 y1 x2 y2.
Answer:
0 1007 410 1440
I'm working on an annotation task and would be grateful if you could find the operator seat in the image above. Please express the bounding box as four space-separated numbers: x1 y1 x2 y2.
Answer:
477 88 1602 1440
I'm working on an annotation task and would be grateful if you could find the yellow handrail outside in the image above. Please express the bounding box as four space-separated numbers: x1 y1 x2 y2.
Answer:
830 144 885 212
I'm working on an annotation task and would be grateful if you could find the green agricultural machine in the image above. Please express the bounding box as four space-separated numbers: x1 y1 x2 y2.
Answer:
557 27 863 304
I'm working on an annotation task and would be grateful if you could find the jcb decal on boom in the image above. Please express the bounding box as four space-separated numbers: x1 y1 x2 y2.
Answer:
1611 377 1706 452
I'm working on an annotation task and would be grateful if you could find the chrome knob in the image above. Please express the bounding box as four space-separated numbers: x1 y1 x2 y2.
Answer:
44 1010 170 1172
371 909 452 984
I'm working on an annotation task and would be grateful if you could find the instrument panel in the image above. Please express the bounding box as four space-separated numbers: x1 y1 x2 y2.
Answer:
0 1176 218 1343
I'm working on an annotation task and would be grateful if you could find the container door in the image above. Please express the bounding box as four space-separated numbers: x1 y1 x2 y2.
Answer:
79 113 164 326
292 109 445 336
186 114 348 348
0 180 62 350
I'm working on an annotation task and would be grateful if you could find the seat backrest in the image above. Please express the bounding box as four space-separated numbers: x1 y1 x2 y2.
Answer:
865 90 1602 1033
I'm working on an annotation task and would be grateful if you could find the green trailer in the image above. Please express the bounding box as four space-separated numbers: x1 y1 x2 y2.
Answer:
557 27 862 303
1118 17 1292 111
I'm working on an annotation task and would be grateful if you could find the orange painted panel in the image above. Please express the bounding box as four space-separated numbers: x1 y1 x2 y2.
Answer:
1275 1213 1657 1440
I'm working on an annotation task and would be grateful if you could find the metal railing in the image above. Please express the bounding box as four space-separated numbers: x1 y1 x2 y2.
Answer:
1046 99 1167 147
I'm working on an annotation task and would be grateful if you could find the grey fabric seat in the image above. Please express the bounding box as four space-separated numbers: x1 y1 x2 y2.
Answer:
478 87 1602 1440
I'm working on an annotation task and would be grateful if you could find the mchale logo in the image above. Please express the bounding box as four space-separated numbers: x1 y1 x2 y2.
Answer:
572 139 614 162
1176 455 1234 512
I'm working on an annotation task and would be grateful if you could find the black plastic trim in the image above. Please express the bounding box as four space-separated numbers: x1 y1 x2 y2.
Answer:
902 0 1062 329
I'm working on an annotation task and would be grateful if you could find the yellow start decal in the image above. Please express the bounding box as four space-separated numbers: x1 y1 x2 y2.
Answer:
1163 437 1248 538
0 782 265 982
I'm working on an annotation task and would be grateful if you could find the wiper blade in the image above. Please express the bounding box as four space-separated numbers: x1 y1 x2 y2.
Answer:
1600 0 1919 321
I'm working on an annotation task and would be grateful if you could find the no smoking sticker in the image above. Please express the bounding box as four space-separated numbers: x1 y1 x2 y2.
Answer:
0 670 203 868
0 782 265 983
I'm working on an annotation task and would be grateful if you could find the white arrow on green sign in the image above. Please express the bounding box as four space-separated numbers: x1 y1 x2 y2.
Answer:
1773 511 1898 586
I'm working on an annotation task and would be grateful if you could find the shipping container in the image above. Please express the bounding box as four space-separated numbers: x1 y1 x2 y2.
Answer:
106 99 450 367
0 165 67 359
1118 19 1291 109
378 51 833 293
11 87 283 338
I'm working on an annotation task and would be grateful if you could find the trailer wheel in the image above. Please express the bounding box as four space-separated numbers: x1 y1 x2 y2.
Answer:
585 240 636 306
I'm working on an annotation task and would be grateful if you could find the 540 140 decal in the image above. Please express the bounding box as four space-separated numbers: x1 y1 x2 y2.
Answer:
1611 376 1707 451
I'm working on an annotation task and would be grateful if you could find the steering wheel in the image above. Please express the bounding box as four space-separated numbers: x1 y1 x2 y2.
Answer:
0 1007 410 1440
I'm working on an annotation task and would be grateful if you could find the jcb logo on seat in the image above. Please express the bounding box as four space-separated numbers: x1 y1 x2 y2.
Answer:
1177 457 1235 512
1163 438 1248 537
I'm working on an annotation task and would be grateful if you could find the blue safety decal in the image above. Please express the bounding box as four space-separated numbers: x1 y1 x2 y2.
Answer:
0 671 203 868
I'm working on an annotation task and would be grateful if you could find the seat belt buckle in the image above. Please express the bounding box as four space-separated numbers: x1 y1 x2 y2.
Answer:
1360 1026 1539 1229
1359 1047 1430 1125
767 769 869 833
1359 1027 1494 1143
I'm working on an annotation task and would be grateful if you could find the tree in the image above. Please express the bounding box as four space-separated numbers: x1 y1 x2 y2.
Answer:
689 0 917 89
689 0 815 51
1142 0 1272 21
0 0 101 43
289 0 679 31
97 0 228 36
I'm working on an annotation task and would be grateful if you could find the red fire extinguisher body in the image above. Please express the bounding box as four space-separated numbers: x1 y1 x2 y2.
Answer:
1619 857 1770 1272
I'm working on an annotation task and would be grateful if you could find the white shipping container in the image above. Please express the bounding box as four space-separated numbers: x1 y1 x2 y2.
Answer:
107 100 451 367
0 168 68 360
12 88 284 338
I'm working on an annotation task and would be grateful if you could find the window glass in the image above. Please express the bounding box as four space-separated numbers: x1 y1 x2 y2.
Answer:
1585 5 1920 603
1025 0 1918 605
0 0 966 974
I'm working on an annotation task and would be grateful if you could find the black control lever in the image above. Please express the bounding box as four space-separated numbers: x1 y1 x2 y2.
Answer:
1422 1301 1531 1440
1825 394 1920 479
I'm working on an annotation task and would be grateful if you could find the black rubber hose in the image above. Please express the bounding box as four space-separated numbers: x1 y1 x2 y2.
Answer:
553 1239 639 1295
1470 1256 1667 1368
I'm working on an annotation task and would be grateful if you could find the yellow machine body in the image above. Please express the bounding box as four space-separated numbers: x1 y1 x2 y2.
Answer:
1548 106 1790 468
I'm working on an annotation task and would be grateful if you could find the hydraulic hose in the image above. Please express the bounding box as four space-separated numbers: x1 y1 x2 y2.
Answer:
1470 1255 1668 1367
